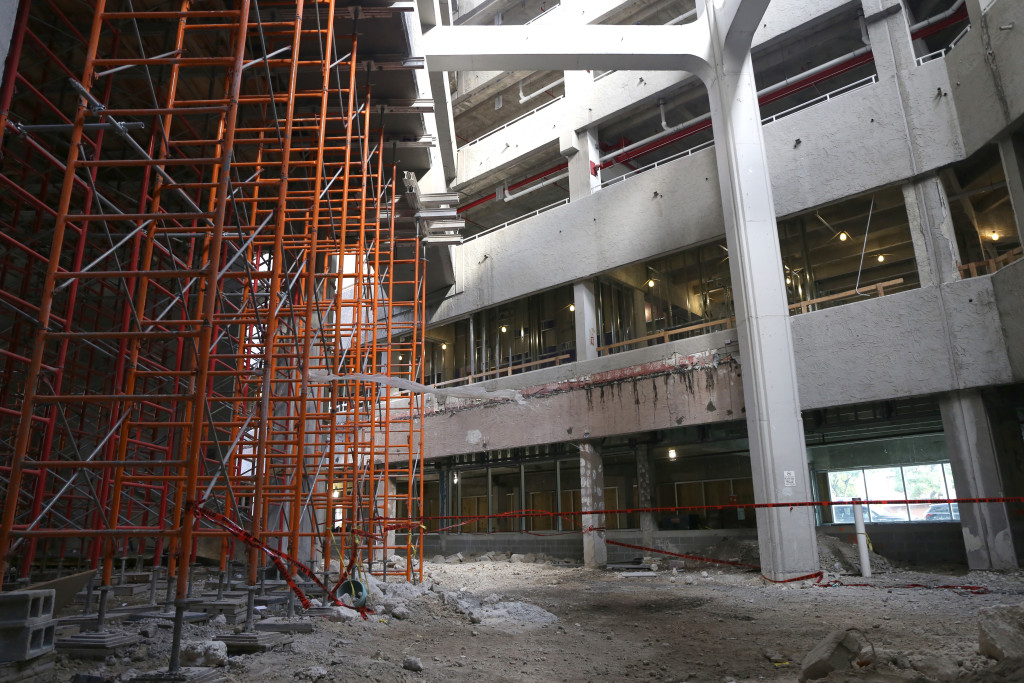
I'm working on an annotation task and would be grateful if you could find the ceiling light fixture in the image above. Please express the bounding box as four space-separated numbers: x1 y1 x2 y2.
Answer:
441 343 447 350
877 254 885 263
785 276 792 284
839 232 849 242
668 449 677 460
500 325 507 333
569 304 575 312
647 279 656 288
991 231 1000 241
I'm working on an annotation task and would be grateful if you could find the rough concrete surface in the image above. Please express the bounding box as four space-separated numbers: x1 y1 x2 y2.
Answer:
44 555 1024 683
977 602 1024 660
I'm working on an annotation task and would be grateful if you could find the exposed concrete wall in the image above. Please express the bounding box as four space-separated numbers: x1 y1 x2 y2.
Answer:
423 275 1014 458
992 258 1024 380
792 277 1013 409
945 0 1024 156
425 349 740 456
439 72 966 324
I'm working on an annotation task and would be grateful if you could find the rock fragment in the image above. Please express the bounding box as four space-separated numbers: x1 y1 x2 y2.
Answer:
978 603 1024 660
403 656 424 672
798 628 875 682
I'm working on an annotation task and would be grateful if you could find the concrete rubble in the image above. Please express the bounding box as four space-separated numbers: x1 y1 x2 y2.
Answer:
798 628 875 682
978 602 1024 660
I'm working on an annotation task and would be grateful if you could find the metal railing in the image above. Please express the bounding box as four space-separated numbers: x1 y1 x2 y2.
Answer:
916 24 971 67
462 198 569 243
760 75 878 125
461 94 565 147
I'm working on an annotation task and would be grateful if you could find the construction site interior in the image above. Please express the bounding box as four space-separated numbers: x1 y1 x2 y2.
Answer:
1 0 1024 682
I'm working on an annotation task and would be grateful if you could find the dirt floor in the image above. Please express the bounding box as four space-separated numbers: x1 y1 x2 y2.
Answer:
51 544 1024 683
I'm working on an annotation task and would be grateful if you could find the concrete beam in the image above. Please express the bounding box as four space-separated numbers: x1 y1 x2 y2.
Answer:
423 24 713 74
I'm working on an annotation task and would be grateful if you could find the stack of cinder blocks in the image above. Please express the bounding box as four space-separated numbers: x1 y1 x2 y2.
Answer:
0 589 57 663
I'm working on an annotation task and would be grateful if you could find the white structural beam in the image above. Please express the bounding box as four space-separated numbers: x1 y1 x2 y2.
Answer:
423 0 820 581
423 24 713 74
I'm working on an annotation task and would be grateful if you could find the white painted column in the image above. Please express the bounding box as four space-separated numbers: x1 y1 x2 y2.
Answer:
572 280 599 361
902 174 963 287
939 390 1018 569
998 133 1024 245
578 440 607 568
704 5 819 581
374 478 398 565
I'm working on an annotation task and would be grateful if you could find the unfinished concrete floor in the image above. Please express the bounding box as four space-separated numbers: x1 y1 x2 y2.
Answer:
51 556 1024 683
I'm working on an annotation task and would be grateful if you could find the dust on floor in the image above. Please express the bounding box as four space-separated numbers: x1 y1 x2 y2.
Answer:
54 555 1024 683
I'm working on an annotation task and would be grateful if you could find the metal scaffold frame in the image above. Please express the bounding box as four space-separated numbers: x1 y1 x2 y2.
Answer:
0 0 425 614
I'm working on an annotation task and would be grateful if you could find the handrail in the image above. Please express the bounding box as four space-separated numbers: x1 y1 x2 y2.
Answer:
787 278 904 315
597 317 735 355
598 76 876 190
462 198 569 243
432 353 572 388
916 24 971 66
599 140 714 189
462 95 564 147
760 75 877 125
957 247 1023 279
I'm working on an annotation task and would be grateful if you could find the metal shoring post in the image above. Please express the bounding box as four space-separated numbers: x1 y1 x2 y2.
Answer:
96 585 110 632
245 585 257 633
84 575 95 616
149 566 159 606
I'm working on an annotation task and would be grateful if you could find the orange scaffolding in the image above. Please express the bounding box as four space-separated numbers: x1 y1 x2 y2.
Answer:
0 0 424 608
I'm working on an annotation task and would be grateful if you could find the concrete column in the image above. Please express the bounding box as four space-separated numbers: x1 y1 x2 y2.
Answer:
998 133 1024 245
561 126 601 201
939 390 1018 569
0 1 19 87
578 440 607 568
860 0 918 80
704 3 819 580
573 280 599 361
902 174 963 287
635 445 656 549
374 478 398 565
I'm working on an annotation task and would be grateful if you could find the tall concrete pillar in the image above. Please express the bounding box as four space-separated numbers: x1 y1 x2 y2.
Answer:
573 280 599 361
998 133 1024 245
939 390 1018 569
902 174 962 287
578 441 607 568
374 478 398 566
703 1 819 580
635 445 656 548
